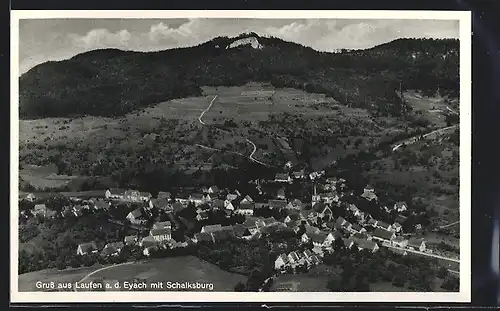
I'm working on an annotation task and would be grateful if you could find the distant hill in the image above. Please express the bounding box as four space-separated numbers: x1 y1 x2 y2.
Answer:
19 33 459 119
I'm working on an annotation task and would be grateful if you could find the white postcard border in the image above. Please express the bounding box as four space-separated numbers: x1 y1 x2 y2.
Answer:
10 10 471 303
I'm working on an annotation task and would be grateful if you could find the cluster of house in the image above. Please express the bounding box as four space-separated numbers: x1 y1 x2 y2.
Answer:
75 220 185 258
22 168 429 268
274 249 322 271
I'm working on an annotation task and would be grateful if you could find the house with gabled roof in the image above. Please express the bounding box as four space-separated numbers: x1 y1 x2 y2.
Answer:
300 209 319 221
150 198 170 210
392 222 403 233
393 201 408 212
172 202 185 213
226 193 239 201
407 238 426 251
286 199 304 210
194 232 214 244
275 254 289 270
76 242 99 256
275 173 292 183
157 191 171 200
276 188 286 200
224 200 235 210
150 227 171 242
268 199 288 210
394 215 408 225
354 239 379 252
211 199 225 210
101 242 125 257
284 213 301 224
201 224 223 233
140 235 158 248
126 208 147 225
32 204 57 218
233 223 252 240
240 195 254 204
376 221 392 231
235 202 255 216
319 192 339 204
293 170 305 179
287 251 304 267
263 217 278 227
310 232 335 248
196 211 209 221
152 221 171 230
105 188 127 200
391 236 408 248
372 228 396 242
367 218 378 227
212 228 235 242
208 186 220 194
347 204 362 217
189 193 205 206
124 235 138 245
350 223 366 234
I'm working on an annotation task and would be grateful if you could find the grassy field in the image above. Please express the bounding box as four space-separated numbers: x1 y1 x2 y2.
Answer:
19 256 247 292
18 265 102 292
83 256 246 292
402 90 458 128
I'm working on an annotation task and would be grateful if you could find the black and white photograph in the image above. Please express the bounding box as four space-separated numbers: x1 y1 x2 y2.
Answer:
11 10 471 303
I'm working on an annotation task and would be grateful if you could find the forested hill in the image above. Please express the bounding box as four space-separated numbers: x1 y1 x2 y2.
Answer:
19 33 459 119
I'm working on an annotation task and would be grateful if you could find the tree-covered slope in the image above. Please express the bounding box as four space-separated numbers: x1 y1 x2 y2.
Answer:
19 33 459 119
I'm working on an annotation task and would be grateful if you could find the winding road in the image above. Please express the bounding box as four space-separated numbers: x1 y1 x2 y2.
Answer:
198 95 218 125
197 95 272 168
392 124 458 152
439 220 460 229
385 244 460 263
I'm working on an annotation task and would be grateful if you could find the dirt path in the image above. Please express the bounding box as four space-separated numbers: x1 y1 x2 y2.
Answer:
196 95 273 168
439 220 460 229
198 95 218 125
73 261 135 292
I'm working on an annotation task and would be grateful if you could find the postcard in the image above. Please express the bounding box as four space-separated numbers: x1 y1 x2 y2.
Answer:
11 9 471 303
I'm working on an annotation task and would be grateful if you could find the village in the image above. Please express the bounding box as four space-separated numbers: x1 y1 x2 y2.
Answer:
19 159 446 282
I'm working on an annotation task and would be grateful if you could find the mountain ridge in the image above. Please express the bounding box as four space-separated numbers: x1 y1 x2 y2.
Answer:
19 33 459 119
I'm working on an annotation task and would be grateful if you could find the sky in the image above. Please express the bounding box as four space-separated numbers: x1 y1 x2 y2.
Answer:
18 18 460 75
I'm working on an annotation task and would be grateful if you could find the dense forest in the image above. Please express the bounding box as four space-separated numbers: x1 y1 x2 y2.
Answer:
19 33 459 119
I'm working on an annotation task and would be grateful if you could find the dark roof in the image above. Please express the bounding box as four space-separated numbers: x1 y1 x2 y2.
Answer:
242 219 258 229
209 186 220 193
239 202 255 210
311 232 328 243
377 221 391 229
78 242 98 253
335 217 346 227
364 184 374 190
190 193 205 200
373 228 394 240
351 223 363 231
152 221 171 229
150 228 171 236
211 199 225 209
233 224 251 237
157 191 171 199
108 188 126 195
286 214 301 222
275 173 290 180
355 239 378 250
173 202 185 212
195 232 214 243
128 208 143 218
394 215 408 224
212 229 235 241
263 217 277 226
202 224 223 233
312 202 326 213
268 199 287 209
151 198 169 208
408 238 425 248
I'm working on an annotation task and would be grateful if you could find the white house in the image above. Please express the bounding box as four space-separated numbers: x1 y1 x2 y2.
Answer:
275 254 289 270
76 242 98 256
150 227 171 242
407 238 426 252
235 203 255 216
189 193 205 206
275 173 292 183
224 200 235 210
393 201 408 212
